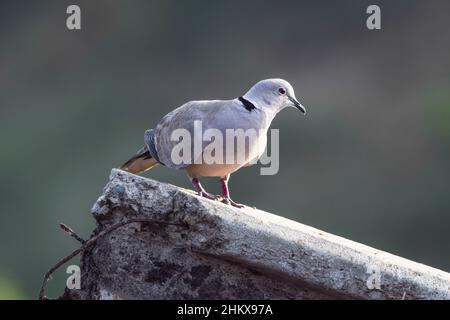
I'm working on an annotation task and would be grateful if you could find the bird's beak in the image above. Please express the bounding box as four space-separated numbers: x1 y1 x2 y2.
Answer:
288 96 306 114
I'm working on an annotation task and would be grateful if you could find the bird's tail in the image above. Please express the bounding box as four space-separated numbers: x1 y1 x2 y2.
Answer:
119 146 159 174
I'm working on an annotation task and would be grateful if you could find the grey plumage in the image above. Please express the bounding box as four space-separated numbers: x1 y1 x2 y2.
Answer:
120 78 306 207
153 99 269 170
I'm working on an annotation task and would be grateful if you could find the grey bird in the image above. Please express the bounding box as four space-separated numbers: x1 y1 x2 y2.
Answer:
120 78 306 207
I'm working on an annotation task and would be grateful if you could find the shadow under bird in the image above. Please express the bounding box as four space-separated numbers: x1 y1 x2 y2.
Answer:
120 78 306 207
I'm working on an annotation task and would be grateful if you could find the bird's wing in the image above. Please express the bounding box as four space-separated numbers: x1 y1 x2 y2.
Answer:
153 100 224 169
153 99 268 169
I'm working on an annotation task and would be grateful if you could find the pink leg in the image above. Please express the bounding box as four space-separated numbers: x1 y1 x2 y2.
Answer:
220 175 244 208
191 178 218 200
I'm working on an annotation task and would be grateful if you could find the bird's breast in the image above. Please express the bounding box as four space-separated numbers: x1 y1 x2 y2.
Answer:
186 163 243 178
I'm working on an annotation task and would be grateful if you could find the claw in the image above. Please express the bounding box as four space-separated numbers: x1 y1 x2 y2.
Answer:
221 197 245 208
191 177 244 208
198 191 220 200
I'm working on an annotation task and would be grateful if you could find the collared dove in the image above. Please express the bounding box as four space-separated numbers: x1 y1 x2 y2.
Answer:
120 78 305 207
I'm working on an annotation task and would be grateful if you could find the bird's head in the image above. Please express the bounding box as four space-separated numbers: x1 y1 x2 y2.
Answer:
242 78 306 116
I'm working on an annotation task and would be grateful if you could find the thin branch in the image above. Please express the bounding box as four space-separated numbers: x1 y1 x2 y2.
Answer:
39 217 186 300
60 223 86 244
39 248 83 300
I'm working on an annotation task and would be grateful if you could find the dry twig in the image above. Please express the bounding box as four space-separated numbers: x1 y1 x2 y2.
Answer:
39 217 186 300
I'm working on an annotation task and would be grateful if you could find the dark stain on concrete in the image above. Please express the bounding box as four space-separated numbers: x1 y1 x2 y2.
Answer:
145 261 183 284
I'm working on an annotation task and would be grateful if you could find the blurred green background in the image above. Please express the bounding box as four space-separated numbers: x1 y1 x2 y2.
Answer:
1 0 450 299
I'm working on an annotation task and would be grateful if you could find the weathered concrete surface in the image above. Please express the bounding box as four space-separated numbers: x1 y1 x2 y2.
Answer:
63 169 450 300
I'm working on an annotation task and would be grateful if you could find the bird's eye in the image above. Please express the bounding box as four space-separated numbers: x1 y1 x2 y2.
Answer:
278 87 286 95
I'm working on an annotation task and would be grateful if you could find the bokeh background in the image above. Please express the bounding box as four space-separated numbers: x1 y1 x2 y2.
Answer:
1 0 450 299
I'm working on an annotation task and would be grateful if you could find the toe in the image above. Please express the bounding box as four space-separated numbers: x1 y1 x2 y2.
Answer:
200 192 223 201
230 201 245 208
221 197 244 208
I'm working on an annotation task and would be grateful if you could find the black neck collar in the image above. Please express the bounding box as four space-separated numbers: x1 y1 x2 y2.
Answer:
238 96 256 112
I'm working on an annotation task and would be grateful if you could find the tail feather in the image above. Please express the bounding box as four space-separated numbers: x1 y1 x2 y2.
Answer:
119 146 158 174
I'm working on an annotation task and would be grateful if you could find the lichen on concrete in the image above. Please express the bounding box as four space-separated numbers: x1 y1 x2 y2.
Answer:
62 169 450 300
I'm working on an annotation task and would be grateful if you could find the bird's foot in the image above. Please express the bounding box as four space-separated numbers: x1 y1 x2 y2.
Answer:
221 197 245 208
198 191 221 201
